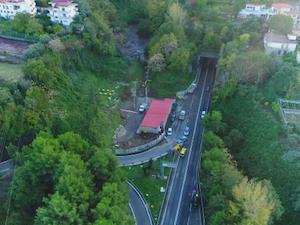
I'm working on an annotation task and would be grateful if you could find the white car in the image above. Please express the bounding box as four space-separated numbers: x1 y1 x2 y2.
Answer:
167 128 172 136
139 103 147 113
201 110 206 119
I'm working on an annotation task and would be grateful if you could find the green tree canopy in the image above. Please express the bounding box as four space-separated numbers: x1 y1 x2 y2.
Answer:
269 14 293 34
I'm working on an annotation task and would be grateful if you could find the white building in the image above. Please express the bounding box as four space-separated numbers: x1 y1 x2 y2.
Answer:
0 0 36 19
271 3 293 15
238 4 275 19
264 32 297 55
48 0 78 26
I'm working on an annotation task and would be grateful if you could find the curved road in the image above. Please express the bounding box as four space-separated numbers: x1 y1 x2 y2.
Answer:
128 181 154 225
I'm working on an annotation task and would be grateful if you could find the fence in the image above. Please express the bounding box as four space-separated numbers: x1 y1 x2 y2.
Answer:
0 31 39 43
115 133 166 156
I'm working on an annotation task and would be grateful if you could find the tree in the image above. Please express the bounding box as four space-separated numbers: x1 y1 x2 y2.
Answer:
269 14 293 34
12 13 43 36
92 183 134 225
88 148 118 188
146 0 167 33
167 3 187 28
230 178 284 225
204 110 224 133
34 193 83 225
148 53 166 72
203 131 224 150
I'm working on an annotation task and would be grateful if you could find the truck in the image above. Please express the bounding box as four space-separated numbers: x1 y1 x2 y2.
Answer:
179 110 186 120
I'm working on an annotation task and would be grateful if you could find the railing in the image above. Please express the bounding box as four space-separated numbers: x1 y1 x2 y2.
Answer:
115 133 166 156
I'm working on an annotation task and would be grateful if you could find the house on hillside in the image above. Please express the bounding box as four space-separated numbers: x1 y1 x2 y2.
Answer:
271 3 293 15
238 4 275 19
264 32 297 55
0 0 36 19
48 0 78 26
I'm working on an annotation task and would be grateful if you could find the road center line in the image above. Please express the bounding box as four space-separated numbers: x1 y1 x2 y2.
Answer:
173 64 210 225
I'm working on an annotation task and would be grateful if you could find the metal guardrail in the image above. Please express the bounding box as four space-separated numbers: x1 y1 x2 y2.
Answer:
115 133 166 156
127 180 155 225
156 154 176 225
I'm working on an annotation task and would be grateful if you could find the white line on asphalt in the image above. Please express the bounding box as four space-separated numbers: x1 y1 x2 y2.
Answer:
129 203 137 225
159 64 209 225
173 65 210 225
128 182 154 225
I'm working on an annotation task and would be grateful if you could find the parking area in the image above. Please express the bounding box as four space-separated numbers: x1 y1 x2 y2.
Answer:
115 97 159 149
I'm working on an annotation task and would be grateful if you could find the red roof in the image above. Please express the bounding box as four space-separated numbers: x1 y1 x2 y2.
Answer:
272 3 293 9
140 98 173 129
53 0 72 7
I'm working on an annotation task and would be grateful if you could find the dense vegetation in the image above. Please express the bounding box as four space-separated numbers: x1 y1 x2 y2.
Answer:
203 7 300 225
1 0 300 224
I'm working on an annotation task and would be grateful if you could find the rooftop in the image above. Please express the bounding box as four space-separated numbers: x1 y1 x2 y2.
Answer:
264 32 297 44
271 3 293 9
0 0 24 3
52 0 73 7
140 98 173 129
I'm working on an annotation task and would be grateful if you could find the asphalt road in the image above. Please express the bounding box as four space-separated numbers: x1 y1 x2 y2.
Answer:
0 160 13 174
128 182 153 225
159 59 216 225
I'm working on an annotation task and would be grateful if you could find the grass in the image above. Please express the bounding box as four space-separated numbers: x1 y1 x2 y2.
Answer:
149 71 194 98
124 156 173 221
0 62 23 83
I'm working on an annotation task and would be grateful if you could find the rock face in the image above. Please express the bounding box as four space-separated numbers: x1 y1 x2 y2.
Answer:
120 26 147 61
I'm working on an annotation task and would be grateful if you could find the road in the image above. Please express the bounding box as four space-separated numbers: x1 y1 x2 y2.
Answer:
159 58 216 225
128 181 154 225
0 160 13 174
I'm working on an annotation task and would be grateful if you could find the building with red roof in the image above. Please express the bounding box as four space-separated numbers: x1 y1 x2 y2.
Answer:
48 0 77 26
137 98 174 134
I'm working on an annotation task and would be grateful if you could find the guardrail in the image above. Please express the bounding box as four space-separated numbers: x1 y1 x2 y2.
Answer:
127 181 155 225
156 154 176 225
115 133 166 156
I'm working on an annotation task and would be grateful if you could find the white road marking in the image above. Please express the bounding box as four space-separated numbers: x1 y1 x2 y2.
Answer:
129 203 137 225
128 182 154 225
159 64 209 225
173 65 209 225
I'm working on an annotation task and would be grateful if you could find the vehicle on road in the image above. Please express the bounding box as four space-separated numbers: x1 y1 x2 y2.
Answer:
179 110 186 120
177 136 187 146
167 127 172 136
170 112 176 122
183 126 190 136
139 103 147 113
206 86 210 92
191 190 200 207
201 110 206 119
188 83 197 94
180 148 187 157
174 143 182 151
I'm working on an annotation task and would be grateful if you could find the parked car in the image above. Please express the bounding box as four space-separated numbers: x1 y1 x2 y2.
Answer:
206 86 210 92
184 126 190 136
179 110 186 120
180 148 187 157
170 112 176 122
188 83 197 94
167 127 172 136
201 110 206 119
139 103 147 113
